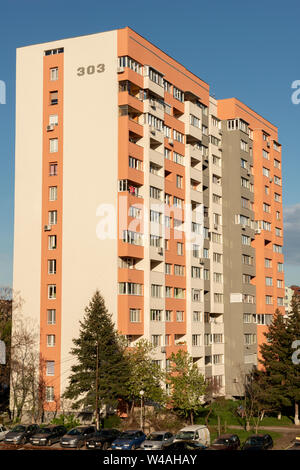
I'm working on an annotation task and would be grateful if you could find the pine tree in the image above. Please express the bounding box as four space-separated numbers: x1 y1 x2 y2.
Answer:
64 291 130 420
286 293 300 424
259 307 300 423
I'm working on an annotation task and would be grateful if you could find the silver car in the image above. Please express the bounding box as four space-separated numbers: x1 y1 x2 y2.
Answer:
140 431 174 450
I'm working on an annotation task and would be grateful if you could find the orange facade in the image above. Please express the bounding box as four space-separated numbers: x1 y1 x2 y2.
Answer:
218 98 284 361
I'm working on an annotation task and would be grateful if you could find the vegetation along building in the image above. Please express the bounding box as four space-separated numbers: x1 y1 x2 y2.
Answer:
13 27 284 410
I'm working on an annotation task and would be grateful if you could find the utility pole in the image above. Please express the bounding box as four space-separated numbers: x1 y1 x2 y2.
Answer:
95 339 99 431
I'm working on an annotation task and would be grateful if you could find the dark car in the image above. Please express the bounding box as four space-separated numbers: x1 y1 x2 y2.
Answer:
111 430 146 450
29 425 67 446
4 424 40 445
210 434 240 450
60 426 95 449
242 434 273 451
162 440 207 451
86 428 121 450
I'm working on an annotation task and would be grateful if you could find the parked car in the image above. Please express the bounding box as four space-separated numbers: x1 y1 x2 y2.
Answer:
60 425 95 449
173 425 210 447
242 434 273 450
29 425 67 446
0 425 9 441
4 424 40 445
85 428 121 450
140 431 174 450
162 440 207 451
210 434 240 450
288 437 300 450
111 430 146 450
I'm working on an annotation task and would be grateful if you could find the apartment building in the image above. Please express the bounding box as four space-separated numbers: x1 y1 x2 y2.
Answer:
13 27 283 409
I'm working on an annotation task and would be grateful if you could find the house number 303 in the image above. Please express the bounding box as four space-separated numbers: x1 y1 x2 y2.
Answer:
77 64 105 76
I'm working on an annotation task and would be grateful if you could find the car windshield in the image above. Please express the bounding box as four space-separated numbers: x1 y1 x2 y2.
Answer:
213 438 230 444
39 428 52 434
120 432 137 439
147 434 164 441
12 425 26 432
176 431 194 440
245 437 263 445
67 428 83 436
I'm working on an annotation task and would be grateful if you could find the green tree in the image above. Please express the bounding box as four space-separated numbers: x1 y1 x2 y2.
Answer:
125 339 165 418
167 350 206 424
259 308 300 423
63 291 130 425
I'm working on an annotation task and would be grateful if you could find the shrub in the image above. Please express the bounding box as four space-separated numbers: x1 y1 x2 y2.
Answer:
50 414 81 431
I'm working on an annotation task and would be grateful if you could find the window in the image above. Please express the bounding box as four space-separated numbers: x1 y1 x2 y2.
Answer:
275 227 282 237
212 232 222 244
190 114 201 128
241 158 247 169
192 289 202 302
244 313 252 323
177 242 183 255
276 211 281 220
213 252 222 263
273 244 283 254
165 263 172 275
278 262 284 272
122 230 143 246
48 259 56 274
174 264 184 276
118 56 143 75
192 266 201 279
242 235 251 245
213 355 223 365
49 186 57 201
277 297 284 306
165 286 172 298
150 186 161 200
266 259 272 268
49 114 58 126
146 113 163 131
46 361 55 376
129 156 143 170
173 152 184 165
274 193 281 202
49 163 57 176
46 386 54 402
192 335 201 347
163 80 171 93
274 175 281 186
47 309 56 325
151 335 161 347
129 206 142 219
240 140 248 151
193 311 202 322
150 309 162 321
213 174 221 185
48 210 57 225
164 147 171 160
148 67 163 86
274 159 281 169
266 277 273 286
214 293 223 303
173 86 184 102
176 175 183 188
118 282 143 295
47 335 55 347
151 284 162 298
176 311 184 322
263 167 270 177
130 309 141 322
213 272 223 283
50 138 58 153
265 185 269 195
50 68 58 81
174 288 185 299
165 310 172 322
173 129 184 143
212 155 221 167
263 150 269 160
213 194 221 204
50 91 58 105
150 210 162 224
266 295 273 305
277 279 283 288
242 254 253 265
164 125 171 138
244 334 256 345
203 269 210 280
243 274 252 284
263 203 271 213
48 235 57 250
203 248 209 258
48 284 56 299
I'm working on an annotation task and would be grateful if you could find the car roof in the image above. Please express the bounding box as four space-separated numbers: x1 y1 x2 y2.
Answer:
178 425 207 431
149 431 170 435
217 434 237 438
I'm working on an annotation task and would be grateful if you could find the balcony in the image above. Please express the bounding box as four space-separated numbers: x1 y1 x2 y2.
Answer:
144 76 164 99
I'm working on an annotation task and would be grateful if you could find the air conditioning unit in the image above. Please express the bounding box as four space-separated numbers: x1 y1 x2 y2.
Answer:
247 171 251 176
157 248 163 255
44 225 51 231
161 346 166 354
269 178 273 183
46 125 54 131
233 378 239 384
255 229 261 235
168 138 174 146
199 258 205 265
267 142 270 148
218 130 222 135
214 224 219 230
241 224 246 230
149 126 156 135
117 66 124 73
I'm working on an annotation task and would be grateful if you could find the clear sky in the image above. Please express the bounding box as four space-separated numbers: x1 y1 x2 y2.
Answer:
0 0 299 287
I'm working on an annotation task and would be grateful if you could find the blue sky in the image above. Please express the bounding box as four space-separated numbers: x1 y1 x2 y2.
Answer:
0 0 299 287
